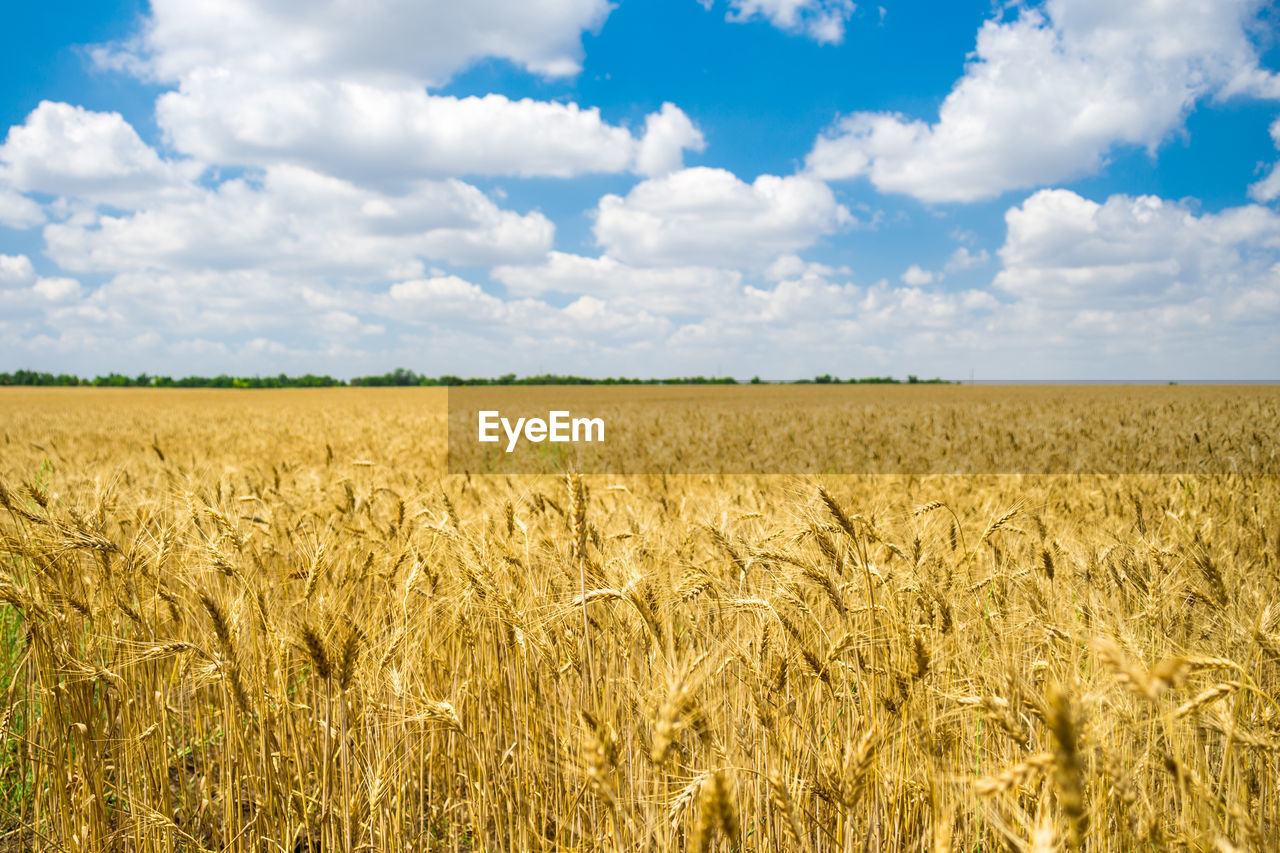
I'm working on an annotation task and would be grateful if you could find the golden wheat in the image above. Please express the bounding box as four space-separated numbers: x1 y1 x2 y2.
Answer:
0 386 1275 851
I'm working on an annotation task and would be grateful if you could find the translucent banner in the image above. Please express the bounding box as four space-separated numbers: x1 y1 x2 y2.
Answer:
446 385 1279 475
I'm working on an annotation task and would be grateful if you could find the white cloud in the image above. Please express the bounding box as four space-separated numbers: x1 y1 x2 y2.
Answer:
380 274 671 342
1253 166 1280 204
1249 117 1280 203
0 254 83 320
493 251 741 315
386 275 516 321
594 167 853 268
97 0 614 86
495 250 999 365
900 264 934 286
856 278 1000 329
6 212 1278 379
764 253 846 281
1 102 201 207
0 254 36 287
636 103 707 178
15 267 671 374
662 272 1004 377
996 189 1280 321
43 164 553 275
806 0 1280 202
944 246 990 273
32 277 82 302
0 175 44 228
559 295 672 340
705 0 857 45
741 275 861 323
155 77 704 181
893 250 988 288
87 0 703 188
76 270 347 337
643 187 1280 379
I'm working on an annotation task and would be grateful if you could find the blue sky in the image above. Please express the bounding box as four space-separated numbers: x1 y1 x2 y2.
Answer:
2 0 1279 379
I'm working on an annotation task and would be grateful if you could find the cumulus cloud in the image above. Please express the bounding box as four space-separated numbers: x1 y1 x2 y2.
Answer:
764 253 846 281
703 0 857 44
0 262 683 376
643 187 1280 378
594 167 853 268
32 277 83 302
386 275 530 323
855 278 1000 330
1249 117 1280 203
635 103 707 178
495 247 1000 369
76 270 362 338
155 77 704 181
493 251 741 315
893 250 989 288
0 254 36 287
661 271 1004 377
1 102 202 207
996 189 1280 321
900 264 934 286
0 176 44 228
96 0 614 86
44 164 554 275
381 273 671 341
944 246 990 273
742 274 861 323
806 0 1280 202
89 0 705 186
0 253 83 324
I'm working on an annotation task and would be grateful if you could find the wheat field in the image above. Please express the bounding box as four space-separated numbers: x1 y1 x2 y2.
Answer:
0 387 1277 852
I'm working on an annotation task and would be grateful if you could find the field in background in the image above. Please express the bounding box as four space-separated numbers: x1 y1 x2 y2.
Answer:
0 387 1277 851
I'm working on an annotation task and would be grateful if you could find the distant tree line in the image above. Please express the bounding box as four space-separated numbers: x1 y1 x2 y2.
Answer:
0 368 954 387
349 369 747 386
788 374 952 385
0 370 342 388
